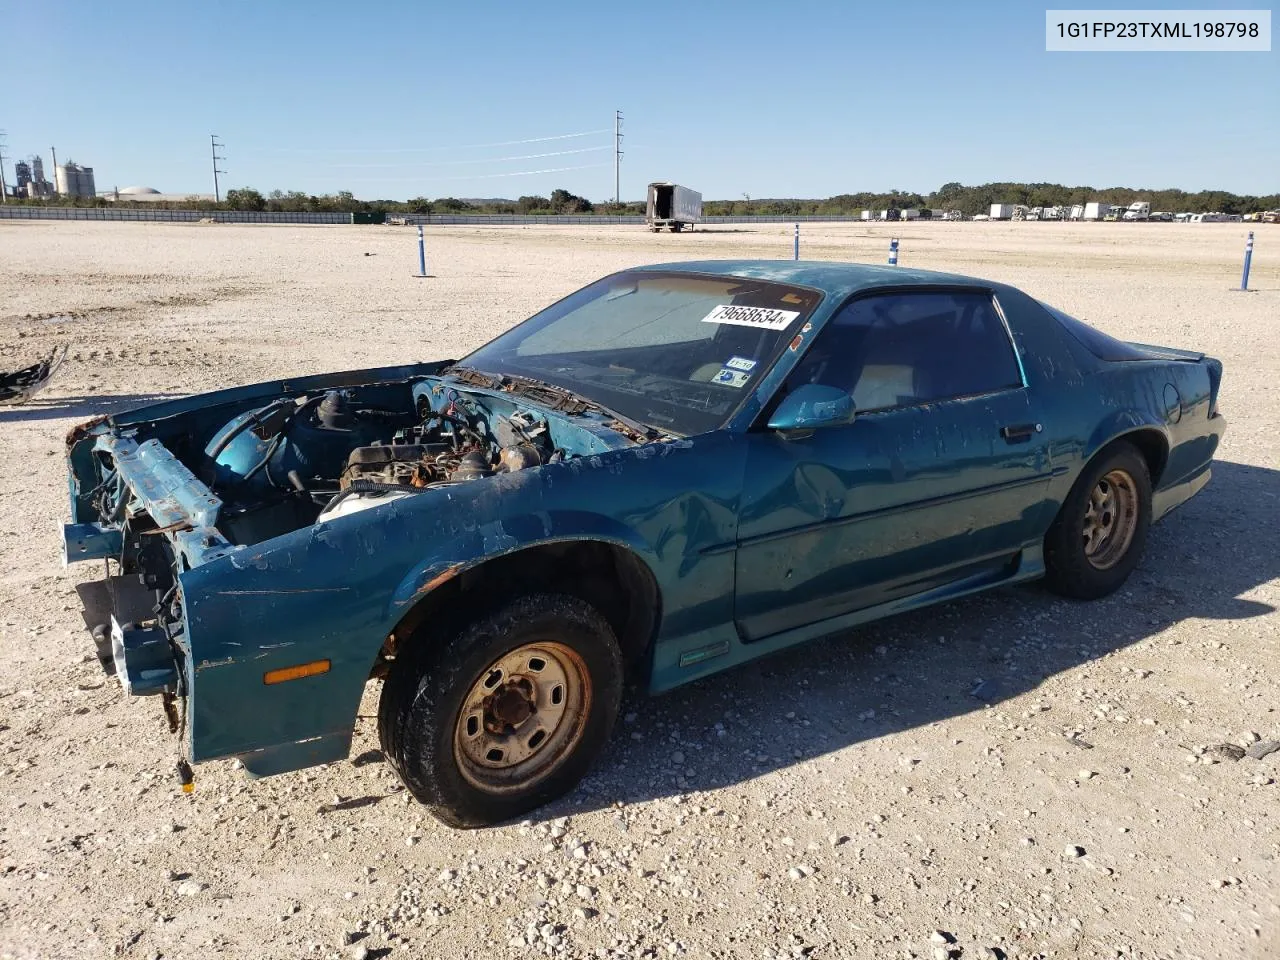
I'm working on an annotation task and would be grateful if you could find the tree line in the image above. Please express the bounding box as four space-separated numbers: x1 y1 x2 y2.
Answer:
7 181 1277 216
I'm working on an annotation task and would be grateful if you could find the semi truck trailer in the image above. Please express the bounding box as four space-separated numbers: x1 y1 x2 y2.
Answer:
646 182 702 232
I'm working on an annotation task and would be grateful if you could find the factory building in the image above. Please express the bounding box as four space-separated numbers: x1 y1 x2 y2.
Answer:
54 162 96 198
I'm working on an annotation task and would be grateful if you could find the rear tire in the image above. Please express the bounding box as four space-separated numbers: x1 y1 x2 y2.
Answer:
378 593 623 828
1044 442 1152 599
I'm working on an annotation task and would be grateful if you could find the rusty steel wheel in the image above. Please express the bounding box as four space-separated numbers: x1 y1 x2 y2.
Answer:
1081 469 1140 570
453 641 592 795
1044 442 1151 601
379 593 624 828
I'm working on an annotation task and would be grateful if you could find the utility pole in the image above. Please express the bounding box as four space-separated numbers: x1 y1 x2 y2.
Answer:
614 110 624 207
0 130 9 203
210 134 226 203
50 145 58 195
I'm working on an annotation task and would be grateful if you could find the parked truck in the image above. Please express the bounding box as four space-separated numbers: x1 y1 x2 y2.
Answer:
1122 201 1151 221
646 182 702 232
990 203 1014 220
1083 202 1109 221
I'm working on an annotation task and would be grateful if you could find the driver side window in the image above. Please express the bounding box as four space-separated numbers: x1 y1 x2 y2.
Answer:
785 291 1023 412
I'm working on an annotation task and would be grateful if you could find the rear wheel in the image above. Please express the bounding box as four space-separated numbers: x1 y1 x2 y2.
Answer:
1044 442 1152 599
378 593 623 828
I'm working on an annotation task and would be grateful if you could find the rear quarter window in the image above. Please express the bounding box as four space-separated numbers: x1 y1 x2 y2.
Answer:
1040 301 1152 361
786 290 1024 411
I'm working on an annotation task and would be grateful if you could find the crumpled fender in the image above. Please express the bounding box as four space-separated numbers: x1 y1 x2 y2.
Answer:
177 453 669 765
386 509 661 619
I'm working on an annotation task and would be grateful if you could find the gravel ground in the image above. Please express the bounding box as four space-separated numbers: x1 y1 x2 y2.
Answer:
0 220 1277 960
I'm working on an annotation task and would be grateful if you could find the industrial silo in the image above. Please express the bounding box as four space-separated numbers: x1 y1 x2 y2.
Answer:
55 162 96 198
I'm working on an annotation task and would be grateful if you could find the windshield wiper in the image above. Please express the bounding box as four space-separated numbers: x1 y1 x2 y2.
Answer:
442 365 503 389
502 374 661 441
444 366 660 441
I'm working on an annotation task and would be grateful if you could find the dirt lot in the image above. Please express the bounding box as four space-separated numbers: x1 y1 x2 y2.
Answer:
1 220 1277 960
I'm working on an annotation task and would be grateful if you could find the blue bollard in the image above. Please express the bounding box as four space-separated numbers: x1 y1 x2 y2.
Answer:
416 224 427 278
1241 231 1254 291
794 223 800 261
888 237 899 266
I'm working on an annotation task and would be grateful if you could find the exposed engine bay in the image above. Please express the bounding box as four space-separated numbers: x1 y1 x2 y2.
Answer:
63 367 638 703
202 382 567 545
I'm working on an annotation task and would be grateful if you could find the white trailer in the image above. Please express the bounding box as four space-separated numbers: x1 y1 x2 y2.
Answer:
1083 202 1109 221
989 203 1014 220
900 208 920 220
1069 204 1085 220
860 210 873 220
645 182 702 232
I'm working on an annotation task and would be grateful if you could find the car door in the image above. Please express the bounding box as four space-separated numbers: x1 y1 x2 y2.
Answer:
733 288 1054 642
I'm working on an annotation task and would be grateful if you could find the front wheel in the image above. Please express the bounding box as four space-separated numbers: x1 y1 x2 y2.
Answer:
378 594 623 828
1044 442 1152 599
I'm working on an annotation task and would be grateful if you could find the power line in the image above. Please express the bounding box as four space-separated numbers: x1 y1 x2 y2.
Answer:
288 162 613 185
435 162 614 181
318 146 611 169
210 134 226 202
245 129 612 155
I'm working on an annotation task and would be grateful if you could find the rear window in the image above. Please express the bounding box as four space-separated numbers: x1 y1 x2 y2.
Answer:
1040 301 1151 361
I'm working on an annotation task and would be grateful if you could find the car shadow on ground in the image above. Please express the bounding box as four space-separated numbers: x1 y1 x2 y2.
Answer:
0 392 183 424
549 458 1278 819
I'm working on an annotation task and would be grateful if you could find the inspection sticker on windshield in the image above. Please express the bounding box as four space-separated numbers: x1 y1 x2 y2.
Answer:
725 356 757 372
702 304 799 330
712 368 751 389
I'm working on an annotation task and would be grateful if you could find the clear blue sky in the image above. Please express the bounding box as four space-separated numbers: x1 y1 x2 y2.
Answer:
2 0 1275 201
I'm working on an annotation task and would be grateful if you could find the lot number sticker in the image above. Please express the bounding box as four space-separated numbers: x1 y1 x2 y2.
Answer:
725 356 757 372
702 304 800 330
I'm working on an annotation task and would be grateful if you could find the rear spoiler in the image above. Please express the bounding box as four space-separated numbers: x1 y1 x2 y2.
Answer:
1123 342 1205 363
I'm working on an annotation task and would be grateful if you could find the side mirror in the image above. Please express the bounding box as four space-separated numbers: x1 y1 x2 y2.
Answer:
767 384 856 432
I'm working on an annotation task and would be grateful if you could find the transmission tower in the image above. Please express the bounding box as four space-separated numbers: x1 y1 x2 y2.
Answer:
614 111 624 206
210 134 226 203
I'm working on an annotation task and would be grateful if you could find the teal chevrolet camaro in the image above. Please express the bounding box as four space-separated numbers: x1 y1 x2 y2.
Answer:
63 261 1225 826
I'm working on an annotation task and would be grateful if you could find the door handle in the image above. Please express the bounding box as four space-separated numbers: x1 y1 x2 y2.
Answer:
1000 422 1041 443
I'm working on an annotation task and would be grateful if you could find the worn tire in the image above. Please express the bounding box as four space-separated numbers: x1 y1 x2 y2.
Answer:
378 593 623 829
1043 442 1152 600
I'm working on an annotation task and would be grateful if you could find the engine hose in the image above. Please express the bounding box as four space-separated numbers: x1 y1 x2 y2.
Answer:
236 432 284 486
224 395 326 489
205 397 294 464
323 479 428 513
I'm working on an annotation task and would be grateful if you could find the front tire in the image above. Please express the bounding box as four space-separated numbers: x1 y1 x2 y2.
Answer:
378 593 623 828
1044 442 1152 599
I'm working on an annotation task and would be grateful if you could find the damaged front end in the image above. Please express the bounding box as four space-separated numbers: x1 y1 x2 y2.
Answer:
62 360 645 778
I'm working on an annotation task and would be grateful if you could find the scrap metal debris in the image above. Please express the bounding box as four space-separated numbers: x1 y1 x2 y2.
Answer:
1245 740 1280 760
0 345 68 405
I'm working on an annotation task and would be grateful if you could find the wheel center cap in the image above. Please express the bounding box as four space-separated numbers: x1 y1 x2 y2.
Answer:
484 676 536 733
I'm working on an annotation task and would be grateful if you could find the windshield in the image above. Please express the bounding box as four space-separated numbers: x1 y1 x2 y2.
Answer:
459 270 823 436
